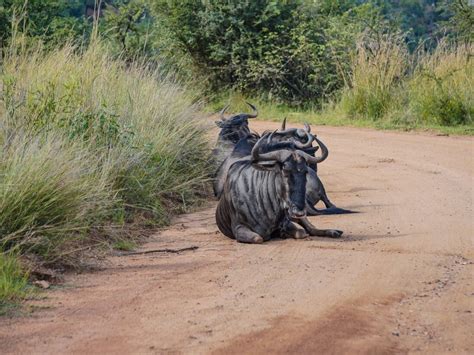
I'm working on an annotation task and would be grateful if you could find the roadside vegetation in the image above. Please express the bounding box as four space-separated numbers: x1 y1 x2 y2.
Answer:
0 0 472 312
152 0 471 134
0 253 29 315
0 35 210 313
336 37 473 134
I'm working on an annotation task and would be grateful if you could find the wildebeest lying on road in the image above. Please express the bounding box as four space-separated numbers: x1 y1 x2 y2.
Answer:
215 133 343 243
213 108 351 215
264 118 353 216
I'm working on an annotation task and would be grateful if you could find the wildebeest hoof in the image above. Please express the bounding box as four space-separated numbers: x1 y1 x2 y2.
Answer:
252 236 264 244
293 230 308 239
327 230 343 238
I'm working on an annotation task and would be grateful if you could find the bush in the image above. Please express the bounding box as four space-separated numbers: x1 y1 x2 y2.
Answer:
152 0 381 106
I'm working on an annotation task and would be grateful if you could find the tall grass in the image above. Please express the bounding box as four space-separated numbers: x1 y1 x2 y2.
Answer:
0 253 29 315
337 35 473 128
0 136 113 263
408 42 473 126
0 37 211 304
339 33 408 120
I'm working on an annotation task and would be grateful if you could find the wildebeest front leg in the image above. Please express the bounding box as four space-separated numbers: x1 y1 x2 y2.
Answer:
232 224 264 244
296 217 343 238
282 220 308 240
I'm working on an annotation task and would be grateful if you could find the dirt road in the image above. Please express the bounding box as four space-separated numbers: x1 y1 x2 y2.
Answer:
1 121 473 354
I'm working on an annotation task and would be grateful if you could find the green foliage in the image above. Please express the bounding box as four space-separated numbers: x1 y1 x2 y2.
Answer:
101 0 155 59
0 0 90 48
373 0 451 49
113 240 137 251
152 0 382 106
0 253 29 315
1 1 469 112
337 35 473 127
444 0 474 43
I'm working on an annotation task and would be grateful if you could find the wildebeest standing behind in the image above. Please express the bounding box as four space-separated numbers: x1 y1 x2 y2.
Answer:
216 133 343 244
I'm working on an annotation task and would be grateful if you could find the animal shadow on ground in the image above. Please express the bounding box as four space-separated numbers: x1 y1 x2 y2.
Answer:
306 233 409 243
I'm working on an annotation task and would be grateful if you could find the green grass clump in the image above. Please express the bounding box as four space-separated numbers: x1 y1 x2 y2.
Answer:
0 253 29 315
113 240 137 251
0 136 113 263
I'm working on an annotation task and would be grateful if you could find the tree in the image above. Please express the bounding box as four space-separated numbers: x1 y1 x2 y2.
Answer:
0 0 90 48
445 0 474 43
151 0 388 106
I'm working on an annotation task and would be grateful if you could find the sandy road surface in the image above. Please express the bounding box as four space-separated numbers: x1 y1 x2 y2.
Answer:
1 121 473 354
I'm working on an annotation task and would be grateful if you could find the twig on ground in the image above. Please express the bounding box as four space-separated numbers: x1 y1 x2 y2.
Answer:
119 246 199 256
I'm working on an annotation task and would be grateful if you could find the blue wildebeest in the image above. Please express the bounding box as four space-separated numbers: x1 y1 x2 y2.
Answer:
213 118 351 215
212 102 258 170
266 118 353 216
215 133 343 244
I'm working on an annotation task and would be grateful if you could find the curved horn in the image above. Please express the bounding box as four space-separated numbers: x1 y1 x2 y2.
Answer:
281 117 287 130
293 130 314 149
304 122 311 133
276 127 298 135
303 146 319 155
267 130 278 144
245 102 258 118
254 149 292 163
251 132 293 163
296 150 321 165
251 133 268 161
219 104 229 120
266 130 298 151
313 137 329 163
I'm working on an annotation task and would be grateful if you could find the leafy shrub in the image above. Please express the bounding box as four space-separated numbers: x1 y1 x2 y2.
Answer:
152 0 380 106
0 0 91 48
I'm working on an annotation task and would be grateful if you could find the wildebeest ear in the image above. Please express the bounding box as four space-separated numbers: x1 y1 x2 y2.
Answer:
254 160 278 169
215 120 225 128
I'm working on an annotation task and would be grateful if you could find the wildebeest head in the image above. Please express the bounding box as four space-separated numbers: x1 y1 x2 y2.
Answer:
215 102 258 144
251 132 321 219
263 118 329 170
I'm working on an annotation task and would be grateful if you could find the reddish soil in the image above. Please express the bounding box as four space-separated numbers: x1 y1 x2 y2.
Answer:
1 121 473 354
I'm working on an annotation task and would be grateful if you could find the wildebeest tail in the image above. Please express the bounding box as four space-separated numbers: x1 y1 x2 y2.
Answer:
306 202 357 216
